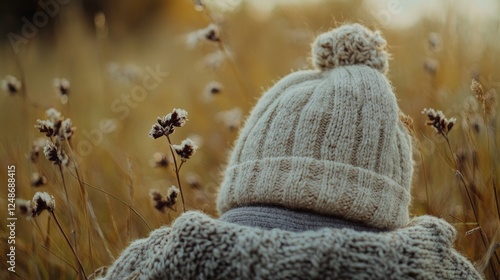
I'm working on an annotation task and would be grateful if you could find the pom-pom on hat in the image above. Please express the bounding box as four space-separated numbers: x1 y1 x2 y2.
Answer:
312 23 389 73
217 24 413 230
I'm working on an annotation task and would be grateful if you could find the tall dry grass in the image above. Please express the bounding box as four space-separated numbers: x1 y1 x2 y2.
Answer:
0 0 499 279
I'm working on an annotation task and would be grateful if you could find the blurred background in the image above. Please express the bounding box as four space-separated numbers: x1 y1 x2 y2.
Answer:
0 0 499 279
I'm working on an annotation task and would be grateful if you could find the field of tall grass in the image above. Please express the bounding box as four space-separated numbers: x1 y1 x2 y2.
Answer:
0 0 499 279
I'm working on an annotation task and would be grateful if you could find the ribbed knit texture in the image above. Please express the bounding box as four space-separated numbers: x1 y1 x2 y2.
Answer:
220 205 381 232
98 211 482 280
217 24 413 230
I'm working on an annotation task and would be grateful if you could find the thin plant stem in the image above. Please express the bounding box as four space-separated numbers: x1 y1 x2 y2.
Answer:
45 215 51 248
33 218 78 266
51 212 87 280
31 219 46 244
442 134 479 220
494 179 500 219
66 141 114 260
418 147 431 213
64 141 93 264
178 161 185 173
57 164 77 250
481 103 500 274
127 158 134 242
216 40 251 102
40 245 79 274
31 234 40 279
448 213 468 224
166 135 186 212
1 262 26 280
67 169 151 230
442 133 500 273
442 135 480 220
201 6 251 103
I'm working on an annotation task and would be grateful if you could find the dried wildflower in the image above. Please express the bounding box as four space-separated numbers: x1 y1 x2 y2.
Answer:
399 112 415 136
1 75 21 95
60 118 76 140
35 109 76 141
35 109 62 137
53 78 70 104
186 24 221 48
428 32 442 52
35 119 56 137
471 79 485 108
193 0 204 11
424 58 438 76
28 138 46 163
94 12 109 39
107 62 143 84
150 186 178 212
30 192 56 217
31 172 48 187
152 152 171 168
422 108 456 137
204 50 226 70
43 141 69 166
186 172 202 189
149 123 166 139
29 143 40 162
204 24 220 42
43 141 59 162
203 81 223 101
167 109 188 127
217 107 243 131
54 78 70 95
150 109 188 139
172 138 198 161
16 199 31 217
470 115 483 134
59 150 69 166
186 32 202 49
46 108 62 122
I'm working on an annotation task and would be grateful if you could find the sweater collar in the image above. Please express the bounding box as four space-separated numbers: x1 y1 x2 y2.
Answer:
100 211 481 279
219 205 382 232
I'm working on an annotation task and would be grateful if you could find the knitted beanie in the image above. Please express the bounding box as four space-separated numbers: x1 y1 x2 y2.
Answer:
217 23 414 230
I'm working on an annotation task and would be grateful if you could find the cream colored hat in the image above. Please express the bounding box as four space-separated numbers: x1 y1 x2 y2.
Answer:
217 23 413 230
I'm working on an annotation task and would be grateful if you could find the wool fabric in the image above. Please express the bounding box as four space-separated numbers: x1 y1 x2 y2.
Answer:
97 211 481 279
217 23 413 230
220 205 381 232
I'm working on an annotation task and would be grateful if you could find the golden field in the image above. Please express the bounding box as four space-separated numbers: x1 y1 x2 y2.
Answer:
0 0 499 279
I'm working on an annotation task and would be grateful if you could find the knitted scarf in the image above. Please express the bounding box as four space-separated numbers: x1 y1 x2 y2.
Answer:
98 210 481 279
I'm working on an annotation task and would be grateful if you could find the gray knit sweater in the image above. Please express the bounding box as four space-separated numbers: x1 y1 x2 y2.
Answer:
97 207 482 279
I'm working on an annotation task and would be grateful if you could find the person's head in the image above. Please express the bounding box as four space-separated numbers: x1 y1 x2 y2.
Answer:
217 23 413 230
